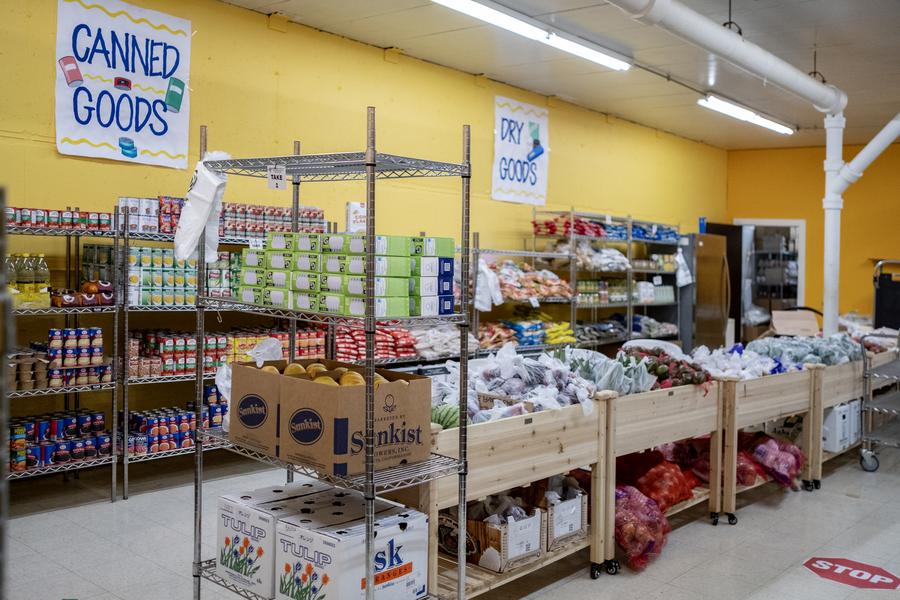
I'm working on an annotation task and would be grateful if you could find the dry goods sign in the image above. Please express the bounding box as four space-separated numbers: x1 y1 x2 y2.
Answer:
55 0 191 168
804 557 899 590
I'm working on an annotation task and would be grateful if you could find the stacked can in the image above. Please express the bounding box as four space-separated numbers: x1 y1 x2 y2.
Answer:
9 409 111 471
126 244 198 307
158 196 185 234
5 207 111 231
126 406 211 455
205 250 242 299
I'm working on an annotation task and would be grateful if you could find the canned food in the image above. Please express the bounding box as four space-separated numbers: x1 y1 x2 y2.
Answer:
91 412 105 433
76 413 92 436
61 210 74 228
10 451 26 472
25 444 40 469
99 212 111 230
49 328 63 349
54 440 71 463
147 435 159 454
95 434 112 456
62 416 77 439
36 419 50 442
49 417 65 441
70 439 85 461
47 210 60 227
75 368 88 385
10 424 26 450
90 347 104 365
82 438 97 459
78 347 91 366
21 421 35 442
151 248 163 268
40 442 55 467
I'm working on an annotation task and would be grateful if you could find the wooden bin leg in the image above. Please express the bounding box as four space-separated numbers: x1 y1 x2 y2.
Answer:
600 394 619 575
421 480 439 596
721 378 739 524
809 365 824 488
707 380 725 525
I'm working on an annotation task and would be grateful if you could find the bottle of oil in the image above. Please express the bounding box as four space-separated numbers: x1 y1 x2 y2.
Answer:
5 254 18 307
16 253 34 307
33 253 51 307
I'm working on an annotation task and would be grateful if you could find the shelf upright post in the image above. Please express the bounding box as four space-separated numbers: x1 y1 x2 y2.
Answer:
193 124 208 600
471 232 480 341
363 106 377 600
569 210 577 331
110 210 120 502
457 123 472 600
0 187 12 600
626 217 634 340
122 209 131 498
286 139 300 485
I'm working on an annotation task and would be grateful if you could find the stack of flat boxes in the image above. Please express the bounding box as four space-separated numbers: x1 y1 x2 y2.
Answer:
237 233 455 317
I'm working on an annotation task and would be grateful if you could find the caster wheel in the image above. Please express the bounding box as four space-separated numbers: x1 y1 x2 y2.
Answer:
727 513 738 525
860 453 880 472
590 564 601 580
605 560 620 575
802 480 814 492
813 479 821 490
710 512 719 526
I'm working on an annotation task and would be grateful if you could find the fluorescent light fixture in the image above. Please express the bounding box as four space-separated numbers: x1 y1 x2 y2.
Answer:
697 95 794 135
431 0 631 71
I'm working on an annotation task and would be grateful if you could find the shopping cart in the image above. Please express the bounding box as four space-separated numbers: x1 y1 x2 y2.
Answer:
859 332 900 472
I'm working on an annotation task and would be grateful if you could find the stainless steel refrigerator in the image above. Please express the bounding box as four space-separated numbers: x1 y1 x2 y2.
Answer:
687 233 730 349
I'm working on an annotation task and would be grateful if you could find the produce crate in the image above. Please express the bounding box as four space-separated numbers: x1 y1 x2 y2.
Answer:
733 369 812 429
822 360 864 409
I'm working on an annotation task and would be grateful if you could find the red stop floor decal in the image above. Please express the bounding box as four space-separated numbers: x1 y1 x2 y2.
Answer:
804 558 899 590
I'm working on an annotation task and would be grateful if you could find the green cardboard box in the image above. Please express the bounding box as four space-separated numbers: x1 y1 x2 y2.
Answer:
241 248 264 268
318 293 344 314
265 269 292 289
290 272 320 292
295 233 320 253
422 236 455 257
265 251 295 270
345 275 409 297
319 273 345 293
266 232 297 251
322 234 410 256
344 255 410 277
292 253 322 273
293 292 318 311
240 268 267 287
237 286 264 305
323 254 348 275
263 288 293 308
346 296 410 318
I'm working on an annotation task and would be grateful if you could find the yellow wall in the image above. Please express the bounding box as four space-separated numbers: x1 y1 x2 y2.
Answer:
2 0 727 250
727 143 900 315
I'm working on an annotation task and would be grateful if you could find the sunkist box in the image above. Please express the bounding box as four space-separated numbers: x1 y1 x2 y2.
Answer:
216 479 332 599
275 491 428 600
229 359 431 475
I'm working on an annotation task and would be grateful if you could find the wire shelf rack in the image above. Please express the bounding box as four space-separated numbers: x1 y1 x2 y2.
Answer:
8 382 115 399
477 248 569 259
12 305 118 316
198 429 460 493
7 455 115 480
199 297 467 327
123 231 254 245
127 305 199 312
127 373 216 386
6 226 116 238
204 152 468 181
127 441 228 463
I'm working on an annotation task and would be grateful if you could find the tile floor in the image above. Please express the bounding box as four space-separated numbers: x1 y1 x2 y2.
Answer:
7 443 900 600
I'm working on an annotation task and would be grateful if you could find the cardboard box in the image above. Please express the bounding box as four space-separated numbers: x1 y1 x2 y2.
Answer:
409 276 453 297
546 493 588 552
238 286 264 305
322 234 410 256
216 480 333 598
324 255 410 277
295 233 320 253
293 293 318 311
278 360 430 476
290 272 319 292
410 295 454 316
771 310 819 336
465 509 546 573
346 296 410 318
264 289 293 308
410 257 453 277
318 293 344 314
275 498 427 600
230 363 282 456
241 268 267 287
292 253 322 273
345 276 409 297
242 249 264 268
265 269 292 289
266 251 295 270
421 237 455 257
267 232 298 251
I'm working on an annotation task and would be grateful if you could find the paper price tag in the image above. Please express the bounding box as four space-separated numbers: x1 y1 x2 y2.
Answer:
652 275 662 286
249 238 265 250
651 224 658 236
605 214 612 225
529 297 540 308
267 164 287 190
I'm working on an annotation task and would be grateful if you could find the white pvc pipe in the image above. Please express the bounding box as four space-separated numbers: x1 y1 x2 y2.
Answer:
607 0 847 114
822 113 845 336
834 112 900 196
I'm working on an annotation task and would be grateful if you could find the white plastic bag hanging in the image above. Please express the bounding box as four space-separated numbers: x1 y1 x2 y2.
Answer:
475 258 503 312
247 337 285 367
175 151 230 262
675 248 693 287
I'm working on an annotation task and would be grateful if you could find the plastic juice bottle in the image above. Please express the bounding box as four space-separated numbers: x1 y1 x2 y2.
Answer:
5 254 18 307
17 253 34 307
34 253 51 307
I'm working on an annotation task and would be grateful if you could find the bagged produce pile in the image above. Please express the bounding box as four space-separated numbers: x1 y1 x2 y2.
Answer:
431 343 597 426
747 333 863 367
855 328 898 352
409 324 478 360
615 485 670 571
549 240 630 272
622 346 711 389
632 223 679 243
503 320 545 346
739 431 805 487
616 451 697 513
557 347 656 395
658 437 764 488
691 344 777 380
488 260 574 301
575 320 627 345
632 315 678 339
334 325 416 362
532 216 626 239
478 322 518 349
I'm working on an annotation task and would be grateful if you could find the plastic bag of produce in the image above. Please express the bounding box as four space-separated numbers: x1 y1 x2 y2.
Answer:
741 432 804 487
614 485 670 571
635 461 696 512
736 450 760 487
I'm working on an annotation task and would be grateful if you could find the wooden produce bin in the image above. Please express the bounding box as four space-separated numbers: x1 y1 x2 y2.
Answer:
602 383 724 569
409 392 614 598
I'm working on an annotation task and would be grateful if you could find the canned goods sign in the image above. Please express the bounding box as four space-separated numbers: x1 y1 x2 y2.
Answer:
54 0 192 169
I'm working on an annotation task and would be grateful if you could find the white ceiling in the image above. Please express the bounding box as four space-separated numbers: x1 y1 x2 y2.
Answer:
222 0 900 149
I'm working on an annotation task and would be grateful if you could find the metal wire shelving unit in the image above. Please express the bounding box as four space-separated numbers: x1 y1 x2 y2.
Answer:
190 108 471 600
4 213 120 499
531 208 683 347
859 333 900 472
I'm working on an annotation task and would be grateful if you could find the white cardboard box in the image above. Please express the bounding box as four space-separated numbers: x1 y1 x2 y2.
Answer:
216 480 332 599
546 493 588 551
275 496 427 600
823 403 851 453
848 399 861 446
